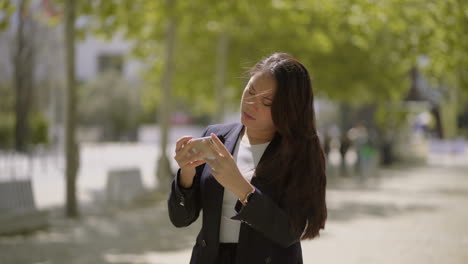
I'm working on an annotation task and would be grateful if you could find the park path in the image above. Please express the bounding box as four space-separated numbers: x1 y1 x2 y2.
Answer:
1 164 467 264
301 165 468 264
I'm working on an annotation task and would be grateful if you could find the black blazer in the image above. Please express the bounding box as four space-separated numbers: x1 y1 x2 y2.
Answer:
167 122 306 264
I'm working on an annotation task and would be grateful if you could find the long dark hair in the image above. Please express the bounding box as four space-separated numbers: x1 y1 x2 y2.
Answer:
252 53 327 239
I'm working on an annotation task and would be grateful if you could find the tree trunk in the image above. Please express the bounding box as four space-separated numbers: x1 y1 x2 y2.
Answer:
214 32 229 123
444 80 459 139
156 0 176 193
64 0 79 218
13 0 34 153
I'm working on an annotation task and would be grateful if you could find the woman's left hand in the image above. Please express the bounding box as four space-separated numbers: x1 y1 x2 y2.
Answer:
204 133 254 199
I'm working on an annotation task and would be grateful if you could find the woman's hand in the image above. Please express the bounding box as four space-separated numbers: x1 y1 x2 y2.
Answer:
204 133 254 200
174 136 206 188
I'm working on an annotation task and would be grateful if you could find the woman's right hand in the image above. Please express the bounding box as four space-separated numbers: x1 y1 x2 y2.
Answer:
174 136 206 188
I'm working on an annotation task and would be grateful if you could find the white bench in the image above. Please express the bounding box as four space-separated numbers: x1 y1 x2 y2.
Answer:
106 168 144 206
0 179 48 235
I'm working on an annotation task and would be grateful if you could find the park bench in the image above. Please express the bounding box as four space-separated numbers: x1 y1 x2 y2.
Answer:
106 167 144 206
0 179 48 235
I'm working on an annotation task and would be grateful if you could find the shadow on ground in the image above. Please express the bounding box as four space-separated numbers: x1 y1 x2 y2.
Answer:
3 164 465 263
327 201 437 222
0 197 201 264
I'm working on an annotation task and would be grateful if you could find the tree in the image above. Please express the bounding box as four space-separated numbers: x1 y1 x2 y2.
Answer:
64 0 79 217
13 0 35 152
339 0 468 138
43 0 468 191
155 0 177 192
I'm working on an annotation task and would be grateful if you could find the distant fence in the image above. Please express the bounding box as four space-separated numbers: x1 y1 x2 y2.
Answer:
0 151 32 182
0 150 49 235
429 139 466 154
0 147 64 181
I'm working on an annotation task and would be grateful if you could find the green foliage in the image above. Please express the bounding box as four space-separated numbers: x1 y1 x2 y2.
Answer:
0 110 49 148
78 71 142 141
0 112 14 148
0 83 14 148
48 0 468 117
0 0 15 30
30 111 48 145
375 103 410 131
0 83 13 112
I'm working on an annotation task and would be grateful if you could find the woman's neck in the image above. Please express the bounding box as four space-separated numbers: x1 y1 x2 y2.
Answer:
242 127 275 145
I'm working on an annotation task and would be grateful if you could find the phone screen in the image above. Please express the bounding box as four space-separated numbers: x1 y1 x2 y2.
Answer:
190 136 215 159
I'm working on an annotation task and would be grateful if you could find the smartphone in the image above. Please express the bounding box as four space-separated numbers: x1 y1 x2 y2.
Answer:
189 136 215 159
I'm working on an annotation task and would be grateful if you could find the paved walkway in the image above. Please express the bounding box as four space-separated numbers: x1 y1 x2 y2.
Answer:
303 165 468 264
1 164 467 264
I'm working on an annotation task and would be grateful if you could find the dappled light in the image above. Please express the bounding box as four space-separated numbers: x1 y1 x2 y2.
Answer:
0 0 467 263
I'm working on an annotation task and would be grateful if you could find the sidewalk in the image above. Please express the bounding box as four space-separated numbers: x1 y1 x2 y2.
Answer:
1 164 467 264
303 165 468 264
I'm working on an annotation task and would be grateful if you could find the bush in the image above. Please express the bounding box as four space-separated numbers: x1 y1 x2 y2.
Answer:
79 71 142 141
30 112 48 145
0 112 49 149
0 113 14 149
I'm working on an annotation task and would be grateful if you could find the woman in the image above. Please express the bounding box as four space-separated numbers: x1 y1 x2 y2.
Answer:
168 53 327 264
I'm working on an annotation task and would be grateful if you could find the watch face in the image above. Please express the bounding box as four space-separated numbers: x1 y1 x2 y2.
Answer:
238 189 255 208
246 190 255 203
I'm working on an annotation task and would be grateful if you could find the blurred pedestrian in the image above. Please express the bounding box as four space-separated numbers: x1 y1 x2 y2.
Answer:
349 122 370 180
323 130 331 160
339 131 352 175
168 53 327 264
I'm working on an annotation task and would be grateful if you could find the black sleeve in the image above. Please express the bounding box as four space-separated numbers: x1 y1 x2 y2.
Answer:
230 187 307 248
167 127 210 227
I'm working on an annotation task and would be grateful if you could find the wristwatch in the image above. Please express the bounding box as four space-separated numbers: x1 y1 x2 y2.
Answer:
240 188 255 206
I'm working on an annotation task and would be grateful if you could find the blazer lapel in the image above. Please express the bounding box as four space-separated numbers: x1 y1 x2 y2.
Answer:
207 122 244 194
221 123 244 155
203 123 244 245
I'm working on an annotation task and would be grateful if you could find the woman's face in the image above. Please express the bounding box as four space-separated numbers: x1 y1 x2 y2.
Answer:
240 72 276 134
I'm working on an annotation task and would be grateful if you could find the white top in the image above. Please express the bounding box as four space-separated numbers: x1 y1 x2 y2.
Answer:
219 132 270 243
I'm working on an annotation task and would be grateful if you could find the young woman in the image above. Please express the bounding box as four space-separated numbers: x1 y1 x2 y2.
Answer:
168 53 327 264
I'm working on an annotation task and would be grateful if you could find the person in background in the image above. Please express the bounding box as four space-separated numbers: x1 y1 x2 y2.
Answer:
339 130 352 175
323 130 331 160
168 53 327 264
